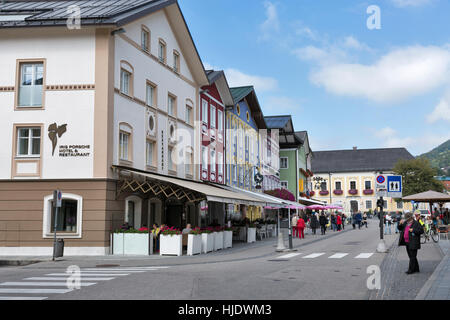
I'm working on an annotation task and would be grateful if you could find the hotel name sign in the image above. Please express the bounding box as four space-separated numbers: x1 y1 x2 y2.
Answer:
48 123 91 157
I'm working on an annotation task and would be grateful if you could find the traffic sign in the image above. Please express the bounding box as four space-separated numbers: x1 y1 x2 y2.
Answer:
386 175 402 198
375 175 387 190
53 190 62 208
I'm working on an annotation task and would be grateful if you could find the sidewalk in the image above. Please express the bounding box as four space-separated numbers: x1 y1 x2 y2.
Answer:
415 239 450 300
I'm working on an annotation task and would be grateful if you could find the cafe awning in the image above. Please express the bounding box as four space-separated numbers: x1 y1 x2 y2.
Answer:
113 166 266 206
298 196 326 206
402 190 450 203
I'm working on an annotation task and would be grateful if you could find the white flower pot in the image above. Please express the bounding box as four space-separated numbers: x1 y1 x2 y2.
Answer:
223 231 233 249
214 232 224 251
201 233 214 253
160 234 182 256
187 234 202 256
247 227 256 243
113 233 151 255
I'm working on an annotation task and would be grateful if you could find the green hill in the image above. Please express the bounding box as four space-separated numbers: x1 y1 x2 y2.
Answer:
418 139 450 175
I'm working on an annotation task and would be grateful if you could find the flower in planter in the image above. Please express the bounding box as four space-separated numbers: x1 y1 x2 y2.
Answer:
333 190 343 195
348 189 358 195
319 190 329 196
363 189 374 195
189 227 202 235
160 226 181 236
138 227 149 232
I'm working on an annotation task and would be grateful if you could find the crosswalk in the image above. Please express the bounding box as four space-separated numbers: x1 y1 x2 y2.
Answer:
273 252 374 260
0 266 170 300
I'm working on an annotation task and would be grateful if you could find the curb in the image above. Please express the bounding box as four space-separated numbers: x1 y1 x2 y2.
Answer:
0 260 42 267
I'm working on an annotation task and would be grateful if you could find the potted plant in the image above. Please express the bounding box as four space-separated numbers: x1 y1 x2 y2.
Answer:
187 227 202 256
223 227 233 248
247 223 256 243
160 226 182 256
214 226 224 251
112 228 151 255
201 227 214 253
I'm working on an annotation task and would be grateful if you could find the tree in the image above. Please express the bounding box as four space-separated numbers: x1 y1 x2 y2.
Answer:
393 158 444 197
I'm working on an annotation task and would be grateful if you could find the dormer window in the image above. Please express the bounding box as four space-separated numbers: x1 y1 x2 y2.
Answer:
141 26 150 52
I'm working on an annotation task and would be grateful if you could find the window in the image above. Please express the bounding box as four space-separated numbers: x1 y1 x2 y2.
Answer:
141 27 150 52
236 104 240 115
218 110 223 131
218 152 223 176
185 149 193 176
335 181 342 190
397 202 403 209
18 62 44 107
185 105 192 125
246 111 250 122
50 199 78 233
281 181 288 189
201 99 208 123
158 39 166 63
168 94 176 117
43 193 83 238
232 164 237 182
173 51 180 73
350 181 356 190
383 200 388 209
202 146 208 170
146 140 155 167
119 131 130 161
17 127 41 156
146 82 156 107
210 105 216 128
280 157 288 169
320 182 327 191
365 181 371 190
366 200 372 209
168 146 175 171
120 69 131 95
210 149 216 173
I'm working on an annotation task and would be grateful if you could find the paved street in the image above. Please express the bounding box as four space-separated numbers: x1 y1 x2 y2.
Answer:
0 218 444 300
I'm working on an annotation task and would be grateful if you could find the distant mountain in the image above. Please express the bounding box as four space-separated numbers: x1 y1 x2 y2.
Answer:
418 139 450 175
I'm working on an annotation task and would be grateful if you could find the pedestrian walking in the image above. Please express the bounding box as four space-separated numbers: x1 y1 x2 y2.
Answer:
331 213 337 232
336 214 342 231
398 211 424 274
297 216 306 239
292 214 299 238
341 213 346 230
319 212 328 235
355 211 362 229
310 212 319 235
362 213 368 228
352 212 356 229
384 214 392 235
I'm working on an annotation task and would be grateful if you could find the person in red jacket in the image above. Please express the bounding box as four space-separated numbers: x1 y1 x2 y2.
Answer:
336 214 342 231
297 216 306 239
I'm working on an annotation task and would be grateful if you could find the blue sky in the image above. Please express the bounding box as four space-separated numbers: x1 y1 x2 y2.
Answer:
179 0 450 156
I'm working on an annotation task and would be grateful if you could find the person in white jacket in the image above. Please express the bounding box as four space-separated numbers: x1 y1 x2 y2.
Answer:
292 214 299 238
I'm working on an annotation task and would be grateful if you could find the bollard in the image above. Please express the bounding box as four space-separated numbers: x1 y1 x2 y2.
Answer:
276 229 286 252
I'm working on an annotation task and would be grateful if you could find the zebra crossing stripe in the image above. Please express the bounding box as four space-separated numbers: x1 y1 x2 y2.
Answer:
328 253 349 259
0 288 73 294
0 296 47 300
46 273 129 276
24 277 115 281
303 253 325 259
355 253 374 259
81 269 150 272
276 253 301 259
0 282 96 287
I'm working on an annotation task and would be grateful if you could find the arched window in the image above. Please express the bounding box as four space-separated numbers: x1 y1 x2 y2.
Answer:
120 60 134 96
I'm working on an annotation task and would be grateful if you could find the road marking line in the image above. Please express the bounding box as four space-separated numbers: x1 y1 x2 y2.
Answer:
81 269 153 272
275 253 302 259
355 253 374 259
84 266 169 270
46 273 129 277
328 253 349 259
0 288 73 294
24 277 115 281
0 296 47 300
0 282 96 287
303 253 325 259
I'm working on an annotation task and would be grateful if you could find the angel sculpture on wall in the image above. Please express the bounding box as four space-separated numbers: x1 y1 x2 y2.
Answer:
48 123 67 156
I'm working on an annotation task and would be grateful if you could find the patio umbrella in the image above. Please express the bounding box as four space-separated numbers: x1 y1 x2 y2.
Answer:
402 190 450 203
307 205 325 210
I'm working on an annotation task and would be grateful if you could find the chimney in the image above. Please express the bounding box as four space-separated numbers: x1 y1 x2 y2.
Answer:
353 146 357 150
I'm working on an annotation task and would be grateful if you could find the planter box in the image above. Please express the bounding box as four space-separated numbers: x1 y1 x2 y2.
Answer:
214 232 224 251
348 189 358 195
113 233 151 255
201 233 214 253
160 234 182 256
247 227 256 243
223 231 233 248
187 234 202 256
333 190 343 195
363 189 374 195
319 190 329 196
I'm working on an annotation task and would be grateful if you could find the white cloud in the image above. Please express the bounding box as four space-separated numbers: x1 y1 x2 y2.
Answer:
342 36 372 52
203 62 278 93
263 96 301 114
374 126 450 155
307 45 450 103
427 91 450 123
259 1 279 41
391 0 432 7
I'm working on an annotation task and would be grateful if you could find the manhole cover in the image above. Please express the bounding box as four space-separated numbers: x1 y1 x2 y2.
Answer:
96 264 120 268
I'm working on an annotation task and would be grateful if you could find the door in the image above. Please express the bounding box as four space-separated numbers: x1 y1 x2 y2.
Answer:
350 200 358 213
165 204 183 229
